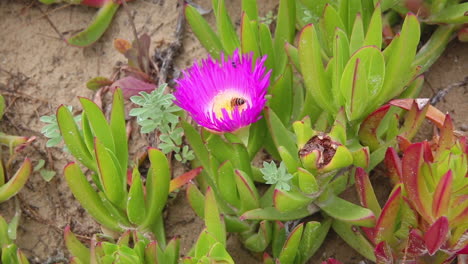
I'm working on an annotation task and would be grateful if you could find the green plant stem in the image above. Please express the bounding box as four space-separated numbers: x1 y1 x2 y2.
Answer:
413 25 458 72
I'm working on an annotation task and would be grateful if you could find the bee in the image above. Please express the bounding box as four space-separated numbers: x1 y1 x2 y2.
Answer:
231 61 237 68
230 97 245 108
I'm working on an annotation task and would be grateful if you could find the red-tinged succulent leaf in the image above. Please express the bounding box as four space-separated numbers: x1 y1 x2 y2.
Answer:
0 158 32 203
400 100 429 141
321 259 344 264
86 76 113 91
126 169 132 186
169 167 203 192
422 141 434 163
424 216 449 255
110 76 156 99
374 185 402 245
81 0 112 8
355 168 382 217
451 203 468 227
432 170 453 219
374 241 394 264
384 147 402 184
64 225 91 261
397 136 412 152
389 99 446 129
437 114 455 155
263 252 274 264
406 229 427 257
458 27 468 42
401 143 432 222
361 227 375 243
359 104 391 151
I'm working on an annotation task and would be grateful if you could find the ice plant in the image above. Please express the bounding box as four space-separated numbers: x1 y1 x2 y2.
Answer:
174 50 270 133
351 109 468 263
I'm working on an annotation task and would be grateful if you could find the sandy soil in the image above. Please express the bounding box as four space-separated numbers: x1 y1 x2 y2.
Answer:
0 0 466 263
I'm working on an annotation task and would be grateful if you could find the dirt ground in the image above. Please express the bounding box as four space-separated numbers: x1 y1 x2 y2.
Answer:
0 0 466 263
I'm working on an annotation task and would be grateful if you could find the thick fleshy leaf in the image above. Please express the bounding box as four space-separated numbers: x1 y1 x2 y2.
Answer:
432 170 453 219
339 0 362 35
243 220 271 252
186 183 205 219
424 216 449 255
358 104 391 151
399 101 429 141
331 29 349 108
349 14 364 55
269 66 293 125
297 167 319 194
64 226 91 261
182 121 212 177
332 220 376 261
390 99 446 129
384 147 402 184
0 158 31 203
66 2 119 47
284 42 298 71
258 23 275 71
406 229 427 257
57 106 96 171
298 219 332 263
241 0 257 21
240 12 260 58
437 114 455 155
86 76 113 91
80 97 115 153
216 161 239 207
299 24 334 113
110 88 128 177
374 185 402 245
273 189 313 212
292 116 315 149
273 0 295 77
320 4 345 56
428 3 468 24
279 223 303 264
185 4 223 59
374 241 393 264
140 148 170 230
94 137 125 208
169 167 202 192
379 13 420 104
317 192 376 227
264 107 298 161
127 168 147 225
355 167 382 218
363 3 382 49
401 143 432 222
240 206 314 221
234 170 260 214
340 46 385 121
214 0 240 53
204 187 226 247
64 163 122 231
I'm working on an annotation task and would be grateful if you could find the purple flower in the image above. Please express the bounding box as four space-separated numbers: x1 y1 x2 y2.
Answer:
174 50 271 133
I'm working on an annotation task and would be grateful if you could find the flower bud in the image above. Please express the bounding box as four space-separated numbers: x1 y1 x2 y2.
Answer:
298 133 353 173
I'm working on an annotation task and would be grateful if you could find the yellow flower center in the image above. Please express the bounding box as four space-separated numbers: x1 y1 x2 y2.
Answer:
211 91 248 118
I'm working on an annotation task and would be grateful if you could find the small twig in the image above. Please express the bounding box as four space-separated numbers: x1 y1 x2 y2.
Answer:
156 0 186 86
36 5 66 43
430 76 468 106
